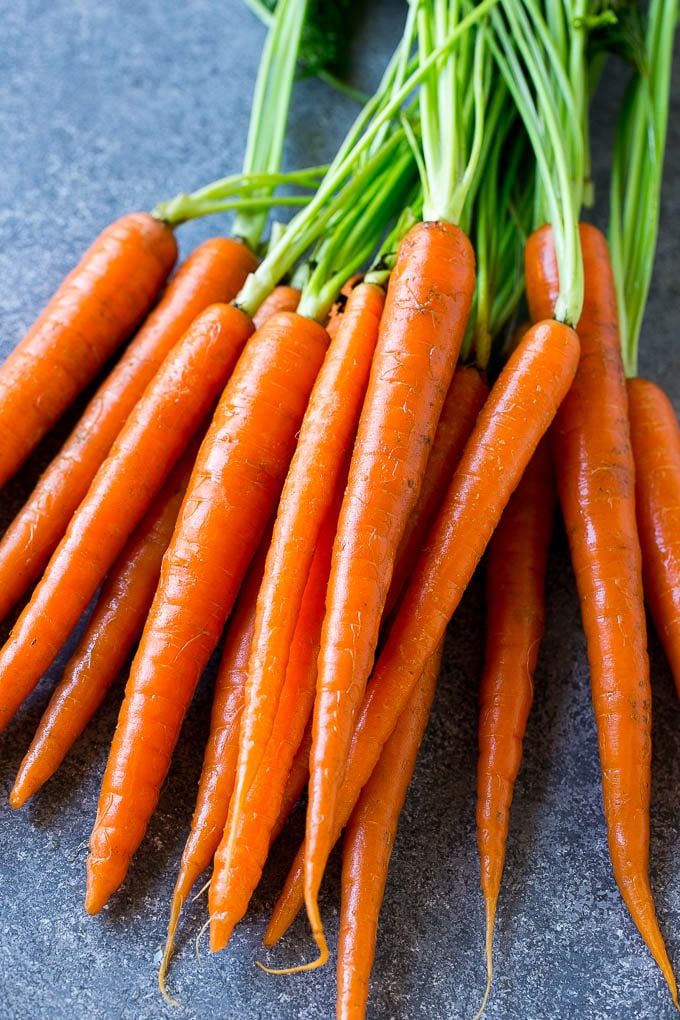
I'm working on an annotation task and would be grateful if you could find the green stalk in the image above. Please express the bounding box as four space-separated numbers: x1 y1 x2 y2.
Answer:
490 0 585 326
235 0 501 317
416 0 494 225
299 141 417 320
609 0 677 377
232 0 309 248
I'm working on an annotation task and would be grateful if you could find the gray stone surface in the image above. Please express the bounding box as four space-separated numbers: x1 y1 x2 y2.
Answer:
0 2 678 1017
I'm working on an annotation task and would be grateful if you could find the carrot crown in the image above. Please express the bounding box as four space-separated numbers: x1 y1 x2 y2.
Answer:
609 0 676 377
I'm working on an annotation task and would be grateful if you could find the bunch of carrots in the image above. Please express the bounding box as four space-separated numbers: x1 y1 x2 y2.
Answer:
1 0 678 1017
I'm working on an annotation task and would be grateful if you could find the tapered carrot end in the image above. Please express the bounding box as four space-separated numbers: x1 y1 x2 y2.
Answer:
262 919 281 949
209 914 236 954
472 895 497 1020
8 782 29 809
84 855 123 915
255 937 329 976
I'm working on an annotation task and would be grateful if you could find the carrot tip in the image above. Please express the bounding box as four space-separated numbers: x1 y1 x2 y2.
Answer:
209 915 236 954
256 925 329 976
84 858 119 915
8 785 27 809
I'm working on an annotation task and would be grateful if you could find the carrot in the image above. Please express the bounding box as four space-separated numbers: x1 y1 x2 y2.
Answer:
385 365 488 616
303 220 475 963
337 644 442 1020
209 486 340 953
0 213 177 489
264 318 579 947
253 284 301 328
85 311 328 914
8 441 199 809
263 363 485 865
224 283 384 901
525 222 678 1004
627 378 680 693
159 529 271 1000
475 438 555 1017
0 237 257 622
0 303 253 734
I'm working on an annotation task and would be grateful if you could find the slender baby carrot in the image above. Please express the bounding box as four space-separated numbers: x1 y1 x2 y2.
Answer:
0 304 253 733
0 237 257 622
226 284 384 883
0 212 177 488
9 442 199 809
264 363 484 861
253 285 301 328
337 644 442 1020
385 365 488 616
305 221 475 964
159 531 271 1000
526 222 677 1004
627 377 680 693
209 488 340 953
475 438 555 1017
265 319 580 947
85 311 328 914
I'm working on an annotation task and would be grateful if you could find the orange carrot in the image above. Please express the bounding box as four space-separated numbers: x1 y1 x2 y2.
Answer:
264 318 579 947
305 220 475 964
225 284 384 909
253 285 301 329
0 303 253 734
85 311 328 914
475 438 555 1015
337 644 442 1020
627 377 680 692
0 237 257 622
525 222 677 1003
8 442 199 809
159 529 271 998
0 213 177 488
264 366 485 867
385 365 488 616
209 487 340 953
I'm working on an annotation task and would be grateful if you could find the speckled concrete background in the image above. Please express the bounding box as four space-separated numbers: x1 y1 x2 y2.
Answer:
0 3 678 1018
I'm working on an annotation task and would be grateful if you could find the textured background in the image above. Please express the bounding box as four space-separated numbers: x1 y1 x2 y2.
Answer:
0 2 679 1018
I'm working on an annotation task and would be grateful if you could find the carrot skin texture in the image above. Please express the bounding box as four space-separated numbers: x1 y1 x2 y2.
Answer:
209 492 339 953
0 213 177 488
627 378 680 691
229 284 384 858
476 439 555 992
160 532 271 988
526 223 677 1003
0 303 253 733
265 319 580 945
337 645 441 1020
253 285 301 329
0 237 257 622
385 365 488 615
86 312 329 914
306 221 475 950
9 445 197 809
